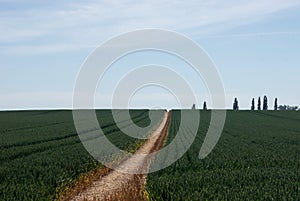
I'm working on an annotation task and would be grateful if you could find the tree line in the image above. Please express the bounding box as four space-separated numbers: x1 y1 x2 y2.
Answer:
198 96 299 110
233 96 273 110
233 96 298 111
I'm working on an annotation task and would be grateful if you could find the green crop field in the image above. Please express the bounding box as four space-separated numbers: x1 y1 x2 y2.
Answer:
0 110 163 201
146 110 300 200
1 110 299 200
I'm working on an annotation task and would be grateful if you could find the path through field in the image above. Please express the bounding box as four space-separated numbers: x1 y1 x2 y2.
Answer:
71 111 170 201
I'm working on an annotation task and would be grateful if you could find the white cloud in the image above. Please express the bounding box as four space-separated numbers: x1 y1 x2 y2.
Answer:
0 43 92 56
0 0 299 55
201 31 300 39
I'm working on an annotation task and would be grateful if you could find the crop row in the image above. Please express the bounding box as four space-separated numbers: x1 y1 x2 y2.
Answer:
0 110 163 200
146 110 300 200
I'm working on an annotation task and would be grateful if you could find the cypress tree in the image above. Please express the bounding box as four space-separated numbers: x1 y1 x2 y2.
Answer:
203 101 207 110
263 96 268 110
274 98 278 110
251 98 255 110
233 98 239 110
258 97 261 110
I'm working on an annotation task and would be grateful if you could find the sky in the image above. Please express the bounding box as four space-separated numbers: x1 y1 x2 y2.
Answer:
0 0 300 110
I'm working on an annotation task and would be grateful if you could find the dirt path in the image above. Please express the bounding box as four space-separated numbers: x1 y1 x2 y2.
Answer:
71 111 170 201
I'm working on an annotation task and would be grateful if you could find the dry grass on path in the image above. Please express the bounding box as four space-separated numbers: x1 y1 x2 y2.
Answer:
65 112 170 201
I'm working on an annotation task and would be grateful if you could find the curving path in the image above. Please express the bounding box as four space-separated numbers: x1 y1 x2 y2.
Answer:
71 111 170 201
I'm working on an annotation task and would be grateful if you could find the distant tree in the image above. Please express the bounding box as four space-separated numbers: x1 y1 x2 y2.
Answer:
274 98 278 111
257 97 261 110
233 98 239 110
191 104 196 110
203 101 207 110
251 98 255 110
278 105 299 111
263 96 268 110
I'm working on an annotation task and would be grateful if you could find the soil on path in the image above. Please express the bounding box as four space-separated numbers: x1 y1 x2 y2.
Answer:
71 111 170 201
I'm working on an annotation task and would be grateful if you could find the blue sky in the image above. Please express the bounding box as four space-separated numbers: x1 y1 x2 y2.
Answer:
0 0 300 110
